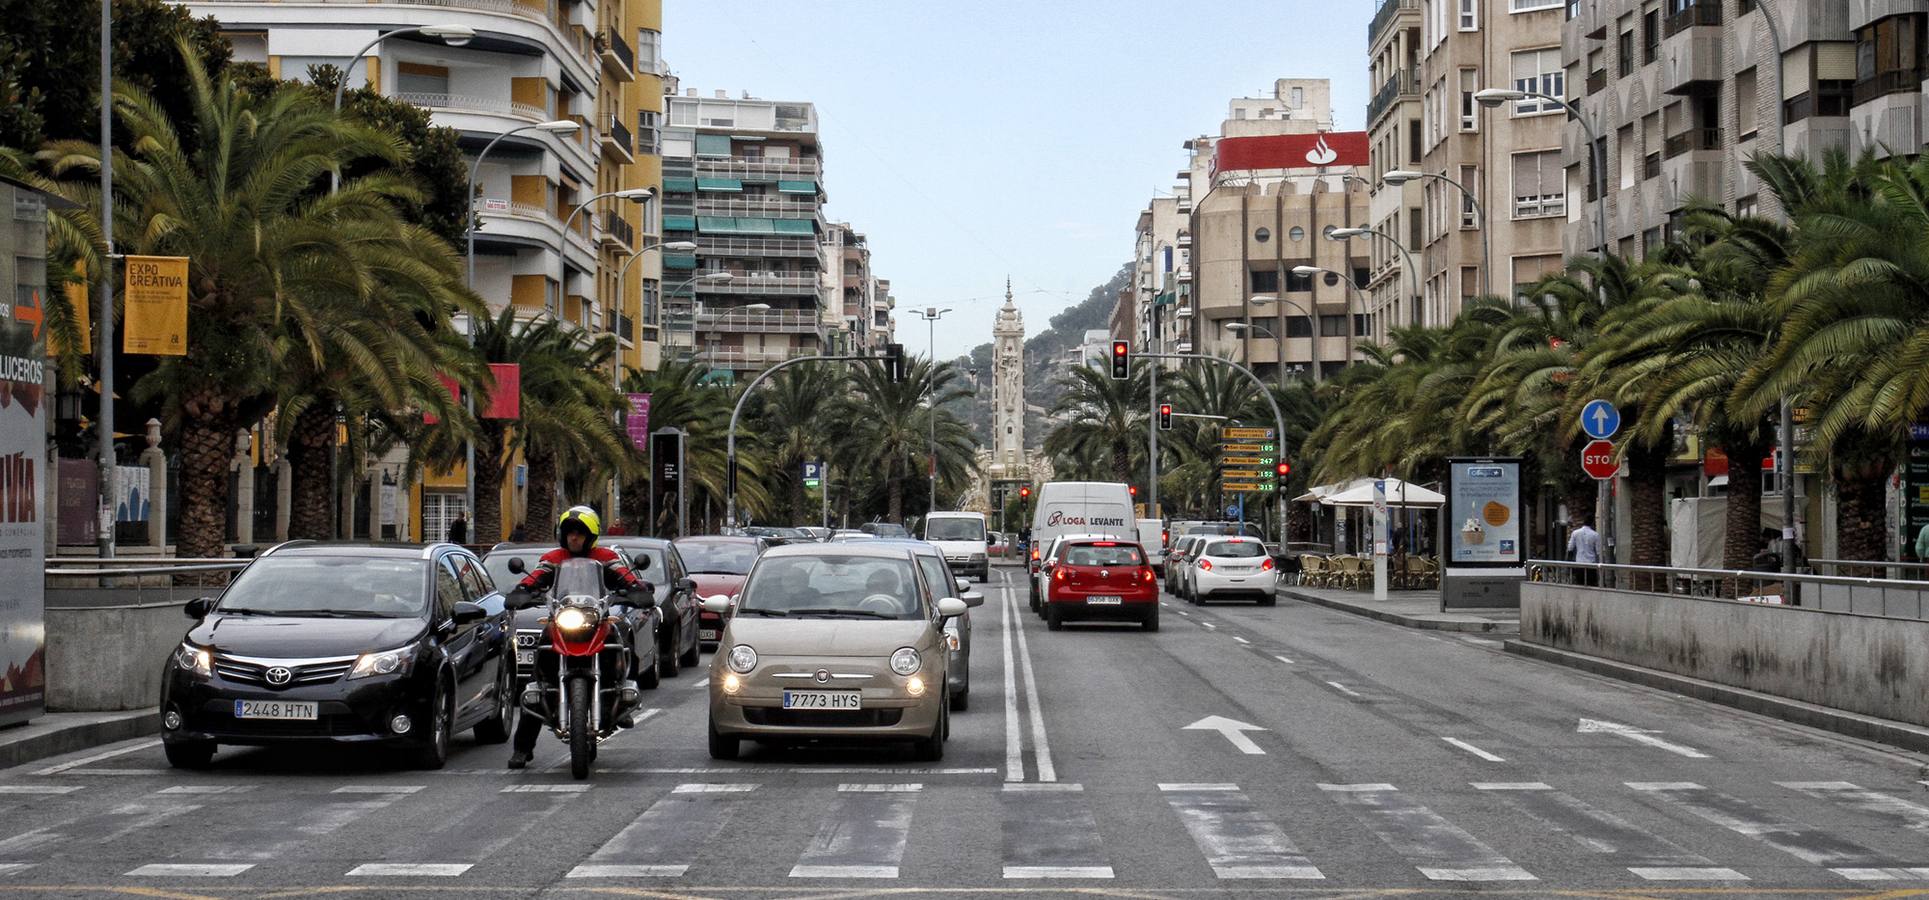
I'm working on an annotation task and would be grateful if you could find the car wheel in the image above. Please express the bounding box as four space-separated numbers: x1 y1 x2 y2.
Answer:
659 627 681 679
912 707 945 761
163 739 215 770
1259 595 1277 607
472 659 515 744
637 644 662 690
707 716 740 761
678 624 701 669
1045 606 1064 631
412 685 451 770
949 680 969 712
1142 610 1160 632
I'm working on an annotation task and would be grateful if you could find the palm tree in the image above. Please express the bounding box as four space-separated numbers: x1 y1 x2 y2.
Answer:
839 358 975 524
516 327 629 532
620 359 773 534
40 45 438 559
1043 364 1149 485
746 362 847 523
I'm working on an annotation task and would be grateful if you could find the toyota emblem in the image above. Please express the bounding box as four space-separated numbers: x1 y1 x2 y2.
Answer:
264 666 293 686
1099 569 1109 578
814 669 830 684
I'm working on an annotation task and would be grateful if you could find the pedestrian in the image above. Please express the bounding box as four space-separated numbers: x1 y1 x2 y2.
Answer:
446 511 468 546
1916 521 1929 565
1566 515 1601 586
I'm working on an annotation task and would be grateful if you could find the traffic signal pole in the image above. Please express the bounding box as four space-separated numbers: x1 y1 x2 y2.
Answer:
1139 353 1290 538
1147 304 1160 522
726 354 877 530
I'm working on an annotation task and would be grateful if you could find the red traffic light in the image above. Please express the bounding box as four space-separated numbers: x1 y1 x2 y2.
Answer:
1275 462 1292 477
1019 486 1031 499
1112 340 1128 356
1128 485 1138 496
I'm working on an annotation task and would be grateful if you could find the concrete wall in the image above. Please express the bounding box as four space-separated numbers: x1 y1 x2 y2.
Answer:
45 588 202 713
1523 582 1929 728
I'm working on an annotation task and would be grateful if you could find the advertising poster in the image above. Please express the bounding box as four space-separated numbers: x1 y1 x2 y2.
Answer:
1447 459 1522 565
122 255 188 356
626 393 651 452
1905 425 1929 558
1 272 48 726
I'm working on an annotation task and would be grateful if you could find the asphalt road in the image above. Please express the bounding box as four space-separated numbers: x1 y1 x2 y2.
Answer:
4 567 1929 898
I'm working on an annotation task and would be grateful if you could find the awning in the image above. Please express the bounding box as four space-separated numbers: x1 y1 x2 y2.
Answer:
777 180 817 195
696 216 738 233
735 217 776 234
662 176 696 192
696 177 743 192
663 254 697 270
695 134 731 157
771 218 816 235
662 214 696 232
1321 478 1445 508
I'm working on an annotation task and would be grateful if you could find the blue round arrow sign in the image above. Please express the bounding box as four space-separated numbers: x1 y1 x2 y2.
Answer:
1580 399 1620 440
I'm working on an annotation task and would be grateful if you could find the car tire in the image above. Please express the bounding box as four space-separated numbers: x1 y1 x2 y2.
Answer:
912 708 945 761
412 685 451 771
658 627 681 679
1142 610 1160 632
472 659 515 744
949 682 969 712
707 717 740 761
1259 595 1277 607
163 739 215 770
679 627 701 669
1045 606 1064 631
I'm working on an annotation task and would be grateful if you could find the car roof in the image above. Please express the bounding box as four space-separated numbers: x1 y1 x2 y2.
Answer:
264 541 444 560
483 542 553 555
760 542 916 560
674 535 762 545
864 538 943 556
601 536 671 549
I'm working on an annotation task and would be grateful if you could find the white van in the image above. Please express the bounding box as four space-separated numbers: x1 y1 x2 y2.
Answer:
1027 482 1136 585
922 511 991 582
1137 518 1167 573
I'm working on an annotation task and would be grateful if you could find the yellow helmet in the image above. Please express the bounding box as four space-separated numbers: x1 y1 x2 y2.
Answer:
557 505 602 550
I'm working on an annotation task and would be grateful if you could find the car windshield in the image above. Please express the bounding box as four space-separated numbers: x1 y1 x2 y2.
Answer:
219 557 426 618
925 518 986 541
738 556 925 619
552 558 607 599
677 540 758 575
1062 543 1144 567
610 545 668 587
865 523 910 538
482 552 538 590
1205 540 1266 558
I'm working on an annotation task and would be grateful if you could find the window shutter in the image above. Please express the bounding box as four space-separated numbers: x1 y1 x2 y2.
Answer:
1514 151 1543 198
1815 41 1857 79
1783 47 1811 99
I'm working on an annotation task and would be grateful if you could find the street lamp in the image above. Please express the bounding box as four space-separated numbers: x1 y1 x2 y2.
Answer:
913 307 953 513
1292 264 1374 360
1224 321 1274 368
330 24 475 190
1383 169 1488 299
1327 226 1422 328
464 119 581 288
663 273 741 358
1476 87 1606 258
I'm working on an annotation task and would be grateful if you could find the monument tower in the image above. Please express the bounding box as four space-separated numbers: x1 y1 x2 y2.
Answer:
991 278 1026 467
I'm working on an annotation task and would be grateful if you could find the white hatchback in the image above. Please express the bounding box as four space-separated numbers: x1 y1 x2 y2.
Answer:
1187 537 1278 606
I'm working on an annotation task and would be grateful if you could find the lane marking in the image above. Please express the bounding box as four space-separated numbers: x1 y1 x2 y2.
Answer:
1326 681 1363 698
1441 737 1505 762
157 785 253 795
34 739 161 775
1159 783 1240 792
63 768 170 776
1162 783 1325 880
126 863 253 877
1008 573 1057 782
1183 716 1267 756
1419 866 1537 881
567 864 687 878
671 783 758 793
1232 636 1250 645
1215 865 1325 879
1003 866 1115 879
1320 783 1398 792
0 864 31 876
1630 867 1750 881
1629 781 1907 874
348 863 472 876
691 678 710 688
0 786 81 795
1578 718 1710 759
1273 655 1295 665
1200 621 1217 630
1471 782 1551 791
789 865 898 878
1486 781 1739 879
1000 570 1023 782
333 785 424 794
791 776 920 881
500 784 592 793
1004 782 1082 792
1832 867 1929 881
838 783 923 792
588 766 996 776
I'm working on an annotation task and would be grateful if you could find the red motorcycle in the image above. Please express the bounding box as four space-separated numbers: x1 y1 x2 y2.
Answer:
513 558 649 779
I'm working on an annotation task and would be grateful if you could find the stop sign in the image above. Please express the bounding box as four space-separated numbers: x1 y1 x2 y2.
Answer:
1580 439 1618 480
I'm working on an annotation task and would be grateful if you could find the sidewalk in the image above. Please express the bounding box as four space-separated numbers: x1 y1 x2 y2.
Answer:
1277 582 1520 634
0 710 159 771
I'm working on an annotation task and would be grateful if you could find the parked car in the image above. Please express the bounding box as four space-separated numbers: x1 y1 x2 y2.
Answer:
1187 536 1279 605
703 543 972 761
483 541 666 690
868 539 982 711
1040 538 1160 631
859 522 912 539
676 535 768 649
602 537 704 676
1166 534 1207 595
161 542 517 770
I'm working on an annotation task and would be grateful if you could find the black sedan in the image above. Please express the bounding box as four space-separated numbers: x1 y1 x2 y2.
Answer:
160 542 516 770
602 537 703 677
481 542 665 688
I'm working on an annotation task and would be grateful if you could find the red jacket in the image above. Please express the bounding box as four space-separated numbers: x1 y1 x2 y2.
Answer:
518 545 644 595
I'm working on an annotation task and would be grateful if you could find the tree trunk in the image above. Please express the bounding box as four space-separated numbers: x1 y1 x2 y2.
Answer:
1835 460 1890 564
472 421 507 545
175 386 239 581
887 456 903 524
524 443 557 535
1720 438 1769 574
285 403 337 540
1626 437 1671 569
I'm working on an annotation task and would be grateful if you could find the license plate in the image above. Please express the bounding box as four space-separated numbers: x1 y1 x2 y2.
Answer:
1087 595 1122 605
699 629 719 641
233 699 317 720
515 649 536 666
782 690 862 710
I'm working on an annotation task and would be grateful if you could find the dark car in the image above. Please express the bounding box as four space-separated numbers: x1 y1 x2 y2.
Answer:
860 522 912 539
160 542 516 770
482 542 665 689
675 535 767 649
602 536 703 677
867 539 984 711
742 526 814 546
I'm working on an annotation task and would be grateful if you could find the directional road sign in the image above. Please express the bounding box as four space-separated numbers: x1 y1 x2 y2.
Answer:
1221 456 1277 467
1222 483 1270 494
1580 439 1617 480
1221 427 1277 441
1580 399 1620 440
1220 442 1277 454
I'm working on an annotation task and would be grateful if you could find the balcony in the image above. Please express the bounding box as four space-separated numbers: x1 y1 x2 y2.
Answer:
395 92 547 123
695 272 823 296
1175 268 1192 282
694 308 824 334
1368 0 1416 45
1663 127 1721 159
696 237 822 259
596 30 635 82
693 345 823 368
1367 68 1419 127
601 114 633 163
601 209 635 251
693 155 824 179
694 197 819 218
1662 1 1721 37
1853 69 1924 106
1586 69 1607 94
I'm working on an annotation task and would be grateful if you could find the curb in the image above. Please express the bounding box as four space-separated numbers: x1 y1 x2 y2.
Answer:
1279 588 1520 634
1503 640 1929 755
0 711 161 771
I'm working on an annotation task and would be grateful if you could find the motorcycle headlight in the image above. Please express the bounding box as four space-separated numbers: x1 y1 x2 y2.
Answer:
348 645 416 680
890 647 921 676
727 644 757 674
174 643 211 678
555 606 593 632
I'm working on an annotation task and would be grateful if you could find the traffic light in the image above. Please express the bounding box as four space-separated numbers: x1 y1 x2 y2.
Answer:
883 343 906 383
1158 403 1172 430
1019 485 1031 502
1110 340 1130 380
1128 485 1138 497
1274 461 1292 489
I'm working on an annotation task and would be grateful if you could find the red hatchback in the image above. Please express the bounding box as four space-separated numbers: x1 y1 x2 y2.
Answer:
674 535 767 648
1042 539 1160 632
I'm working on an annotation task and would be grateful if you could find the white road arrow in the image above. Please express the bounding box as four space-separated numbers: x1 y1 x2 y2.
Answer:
1577 718 1710 759
1184 716 1268 755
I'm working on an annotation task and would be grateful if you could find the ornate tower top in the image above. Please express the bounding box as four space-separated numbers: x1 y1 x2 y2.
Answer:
994 276 1023 334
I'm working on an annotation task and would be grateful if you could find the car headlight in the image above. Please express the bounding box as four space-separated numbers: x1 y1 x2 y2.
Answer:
174 643 211 678
348 645 417 679
555 606 593 632
727 644 758 674
890 647 921 676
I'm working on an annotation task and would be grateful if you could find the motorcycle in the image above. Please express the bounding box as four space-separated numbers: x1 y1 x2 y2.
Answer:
509 557 653 779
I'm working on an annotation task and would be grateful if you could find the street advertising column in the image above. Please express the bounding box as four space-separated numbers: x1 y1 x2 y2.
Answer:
1905 425 1929 562
0 185 49 726
1440 457 1524 610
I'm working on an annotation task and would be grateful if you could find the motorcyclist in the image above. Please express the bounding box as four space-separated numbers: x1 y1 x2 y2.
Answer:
505 505 653 770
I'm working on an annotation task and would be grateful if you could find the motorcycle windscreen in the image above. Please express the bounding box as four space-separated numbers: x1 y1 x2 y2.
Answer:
553 557 606 601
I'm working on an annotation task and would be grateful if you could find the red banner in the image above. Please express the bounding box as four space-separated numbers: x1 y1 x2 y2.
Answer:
423 373 460 425
483 364 520 420
1212 131 1369 176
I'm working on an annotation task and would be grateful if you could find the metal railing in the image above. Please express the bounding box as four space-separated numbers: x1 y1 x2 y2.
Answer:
602 209 635 249
1663 126 1722 158
604 114 632 156
1811 558 1929 580
1586 69 1608 94
690 345 824 367
694 308 823 333
598 29 634 72
1369 0 1416 43
1852 69 1924 106
1528 559 1929 620
695 237 822 258
395 92 548 122
693 156 823 178
695 272 824 295
693 197 819 218
1662 0 1722 37
1367 68 1419 125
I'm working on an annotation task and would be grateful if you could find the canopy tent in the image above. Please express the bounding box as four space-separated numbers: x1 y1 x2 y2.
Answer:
1321 478 1445 508
1293 479 1361 504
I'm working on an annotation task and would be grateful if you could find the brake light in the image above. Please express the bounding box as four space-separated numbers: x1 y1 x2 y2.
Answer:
1030 547 1040 561
1053 568 1067 582
1140 567 1156 584
1260 557 1275 571
1198 559 1213 571
1092 541 1119 547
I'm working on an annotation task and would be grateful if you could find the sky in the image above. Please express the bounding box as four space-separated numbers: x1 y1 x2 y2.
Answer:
663 0 1371 361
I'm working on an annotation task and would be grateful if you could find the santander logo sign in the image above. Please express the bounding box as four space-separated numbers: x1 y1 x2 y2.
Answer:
1305 135 1338 165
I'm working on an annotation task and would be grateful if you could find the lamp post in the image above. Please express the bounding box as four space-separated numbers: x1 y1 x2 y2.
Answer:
1748 0 1798 576
1293 264 1373 360
607 240 696 528
1327 226 1421 328
95 0 115 559
1246 293 1315 382
330 24 474 191
913 307 953 514
1475 87 1606 258
464 119 580 289
1384 169 1488 299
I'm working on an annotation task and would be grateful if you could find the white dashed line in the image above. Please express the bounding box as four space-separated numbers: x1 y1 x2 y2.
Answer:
126 864 253 877
1274 655 1295 665
1441 737 1506 762
347 863 472 877
1232 636 1250 644
34 740 161 775
1326 681 1363 698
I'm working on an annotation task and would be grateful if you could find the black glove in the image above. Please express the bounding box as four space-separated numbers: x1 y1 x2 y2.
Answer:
506 587 534 610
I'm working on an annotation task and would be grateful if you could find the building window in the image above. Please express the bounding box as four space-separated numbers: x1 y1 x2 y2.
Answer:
1618 29 1635 77
1783 42 1857 122
1642 8 1660 65
396 62 450 97
1854 14 1925 103
1459 0 1478 30
1736 68 1758 139
1250 269 1279 293
1353 313 1374 336
1284 316 1313 338
1255 226 1271 242
635 28 661 75
1511 48 1566 113
1459 68 1479 130
1319 314 1348 337
1735 194 1759 217
1512 0 1563 10
1457 165 1479 227
1512 149 1566 218
643 279 660 327
636 110 660 155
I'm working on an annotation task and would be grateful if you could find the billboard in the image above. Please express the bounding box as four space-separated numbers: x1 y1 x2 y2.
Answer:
1211 131 1370 178
1 241 48 726
1445 459 1522 566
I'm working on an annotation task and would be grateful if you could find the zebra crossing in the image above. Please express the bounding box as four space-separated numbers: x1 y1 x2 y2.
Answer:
4 772 1929 887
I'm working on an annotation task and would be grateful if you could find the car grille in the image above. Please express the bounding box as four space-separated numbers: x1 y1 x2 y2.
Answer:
743 708 904 728
213 655 357 688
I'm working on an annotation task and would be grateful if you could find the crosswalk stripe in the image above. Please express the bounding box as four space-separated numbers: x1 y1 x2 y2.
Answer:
567 864 687 878
1781 781 1929 833
1479 781 1741 881
500 784 591 793
126 863 253 876
332 785 425 794
838 783 923 792
1162 783 1324 880
1322 783 1534 882
0 786 81 795
1004 866 1115 878
1004 782 1083 792
789 865 898 878
347 863 472 877
671 783 757 793
1630 781 1915 878
1003 783 1111 879
789 782 920 878
157 785 253 794
0 864 32 876
569 783 756 879
1629 867 1749 881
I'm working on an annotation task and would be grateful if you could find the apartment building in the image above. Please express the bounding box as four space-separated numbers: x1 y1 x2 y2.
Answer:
181 0 665 543
1366 0 1426 329
1562 1 1879 257
660 88 829 378
1123 195 1191 358
871 279 897 352
825 223 892 355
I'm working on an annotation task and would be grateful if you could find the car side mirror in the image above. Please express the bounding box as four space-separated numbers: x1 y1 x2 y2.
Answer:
184 597 213 619
959 590 985 608
452 600 487 625
679 578 698 593
986 535 996 544
701 595 733 615
936 597 968 620
507 557 526 575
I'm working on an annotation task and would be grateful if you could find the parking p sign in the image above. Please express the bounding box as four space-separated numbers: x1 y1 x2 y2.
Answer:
802 461 824 487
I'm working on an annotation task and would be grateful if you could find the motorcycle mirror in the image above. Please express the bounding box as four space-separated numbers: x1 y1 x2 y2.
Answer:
507 557 527 575
184 597 213 619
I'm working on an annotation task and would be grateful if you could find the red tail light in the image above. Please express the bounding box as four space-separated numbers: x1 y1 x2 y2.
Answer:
1030 547 1040 561
1140 567 1156 583
1260 557 1275 571
1198 559 1213 571
1053 568 1067 582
